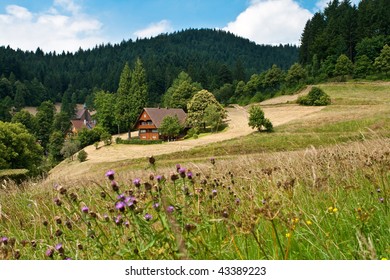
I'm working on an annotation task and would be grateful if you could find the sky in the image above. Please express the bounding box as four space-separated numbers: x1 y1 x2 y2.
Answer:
0 0 362 53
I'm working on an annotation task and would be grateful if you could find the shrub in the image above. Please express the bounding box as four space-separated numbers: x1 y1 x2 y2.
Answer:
77 150 88 162
298 87 331 106
248 105 273 132
100 131 112 146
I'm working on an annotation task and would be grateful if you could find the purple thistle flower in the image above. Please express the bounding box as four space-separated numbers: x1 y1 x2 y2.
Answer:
133 178 141 188
111 180 119 192
103 214 109 222
379 197 384 203
1 237 8 245
187 171 193 180
105 170 115 181
81 206 89 213
55 243 64 253
124 221 130 227
212 189 217 196
156 175 163 182
210 157 216 165
144 213 152 221
179 167 186 178
115 215 123 225
115 201 126 212
235 198 240 205
167 206 175 214
153 203 160 210
176 164 181 171
45 248 54 258
117 193 125 201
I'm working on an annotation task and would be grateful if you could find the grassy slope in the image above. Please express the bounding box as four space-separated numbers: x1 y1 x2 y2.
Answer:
1 82 389 260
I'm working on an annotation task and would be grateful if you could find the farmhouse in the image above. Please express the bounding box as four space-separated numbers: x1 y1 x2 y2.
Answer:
69 108 96 135
135 108 186 140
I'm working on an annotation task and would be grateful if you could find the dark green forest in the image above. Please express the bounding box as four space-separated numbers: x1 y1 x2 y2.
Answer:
300 0 390 80
0 28 298 109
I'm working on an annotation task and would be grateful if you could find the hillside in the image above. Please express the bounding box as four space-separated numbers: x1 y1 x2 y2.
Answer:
0 28 299 106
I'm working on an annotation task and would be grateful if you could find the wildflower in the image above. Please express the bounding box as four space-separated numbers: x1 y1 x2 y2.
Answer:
57 185 67 195
179 167 186 178
333 208 338 213
379 198 384 203
54 197 62 206
115 215 123 225
115 201 126 212
103 214 109 222
111 180 119 192
381 258 388 260
285 233 292 238
69 192 78 202
100 191 106 198
262 199 267 205
1 237 8 245
117 193 125 201
170 173 179 182
153 203 160 210
105 170 115 181
235 198 240 205
185 223 196 232
149 174 154 181
81 206 89 213
124 221 130 227
45 248 54 258
212 189 217 196
144 182 152 191
377 188 381 193
54 216 62 224
187 171 193 180
31 240 37 248
144 213 152 221
55 229 63 237
176 164 181 172
133 178 141 188
125 196 137 209
328 206 334 213
222 210 229 218
77 243 83 250
55 243 64 254
43 220 48 226
210 157 216 165
13 250 20 260
156 175 163 182
65 220 72 230
89 211 97 218
306 220 312 226
167 206 175 214
148 156 155 165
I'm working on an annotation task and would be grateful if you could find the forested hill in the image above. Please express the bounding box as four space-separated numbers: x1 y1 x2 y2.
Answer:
0 28 298 106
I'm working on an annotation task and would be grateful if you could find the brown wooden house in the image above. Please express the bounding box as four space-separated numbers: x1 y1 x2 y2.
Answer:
69 108 96 136
134 108 187 140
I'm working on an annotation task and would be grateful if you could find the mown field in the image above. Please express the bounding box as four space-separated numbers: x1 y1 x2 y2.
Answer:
0 82 389 260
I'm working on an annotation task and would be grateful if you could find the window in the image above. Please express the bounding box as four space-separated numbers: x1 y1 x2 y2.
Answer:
152 129 158 133
140 129 146 133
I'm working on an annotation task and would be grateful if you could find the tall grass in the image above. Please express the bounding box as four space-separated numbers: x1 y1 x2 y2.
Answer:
1 139 389 260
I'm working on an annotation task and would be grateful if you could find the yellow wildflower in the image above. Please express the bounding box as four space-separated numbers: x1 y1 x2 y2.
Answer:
333 207 338 213
285 233 292 238
381 258 388 260
306 220 312 225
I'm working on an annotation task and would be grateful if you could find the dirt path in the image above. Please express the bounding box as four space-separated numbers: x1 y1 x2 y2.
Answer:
48 97 324 181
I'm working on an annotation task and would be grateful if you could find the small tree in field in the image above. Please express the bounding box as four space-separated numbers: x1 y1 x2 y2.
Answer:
248 106 273 132
159 115 183 140
298 87 331 106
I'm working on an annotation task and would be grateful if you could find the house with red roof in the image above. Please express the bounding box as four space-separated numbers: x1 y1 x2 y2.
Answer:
69 108 96 135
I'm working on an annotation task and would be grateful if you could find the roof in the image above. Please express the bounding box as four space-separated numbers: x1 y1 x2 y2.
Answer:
71 120 95 131
142 108 187 128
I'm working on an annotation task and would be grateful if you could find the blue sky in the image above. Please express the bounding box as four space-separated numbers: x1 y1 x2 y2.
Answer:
0 0 361 53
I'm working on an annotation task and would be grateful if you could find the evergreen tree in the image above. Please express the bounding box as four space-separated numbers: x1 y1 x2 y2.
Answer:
35 101 56 150
334 54 354 80
115 62 132 134
374 44 390 77
11 110 37 135
94 90 117 134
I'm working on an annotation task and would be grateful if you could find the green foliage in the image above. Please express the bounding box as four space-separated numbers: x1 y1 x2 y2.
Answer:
373 44 390 77
334 54 354 80
11 110 37 135
60 140 80 161
0 121 43 174
52 112 71 136
77 127 105 148
298 87 331 106
116 138 163 145
204 104 225 132
285 63 307 86
248 105 273 132
100 131 112 146
77 150 88 162
35 101 56 150
93 90 117 134
354 55 373 78
158 115 183 139
162 71 201 111
48 130 65 163
187 90 226 130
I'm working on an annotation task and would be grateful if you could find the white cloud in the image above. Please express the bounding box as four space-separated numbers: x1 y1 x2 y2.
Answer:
223 0 313 46
0 1 104 53
134 20 173 39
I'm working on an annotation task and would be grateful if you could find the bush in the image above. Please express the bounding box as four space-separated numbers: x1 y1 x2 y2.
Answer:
77 150 88 162
100 131 112 146
298 87 331 106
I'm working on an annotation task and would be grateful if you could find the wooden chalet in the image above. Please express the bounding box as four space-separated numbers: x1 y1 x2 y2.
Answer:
135 108 187 140
69 108 96 135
